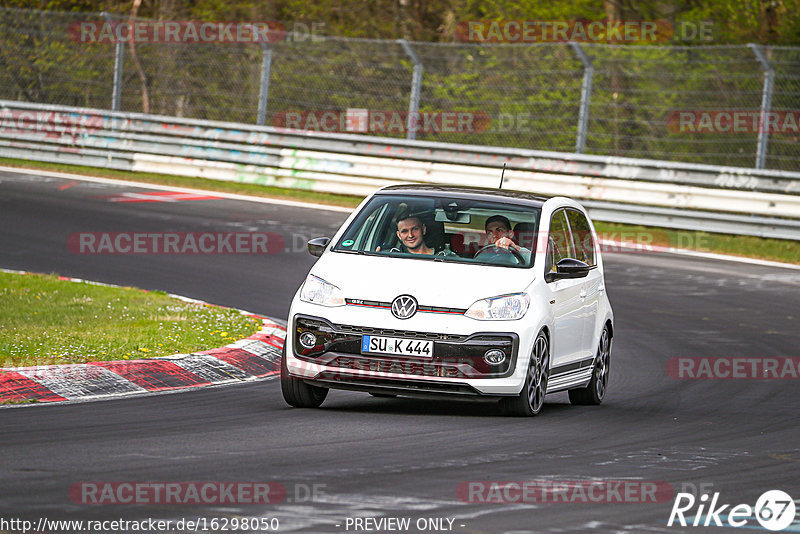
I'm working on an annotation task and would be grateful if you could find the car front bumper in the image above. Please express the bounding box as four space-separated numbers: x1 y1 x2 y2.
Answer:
285 309 534 396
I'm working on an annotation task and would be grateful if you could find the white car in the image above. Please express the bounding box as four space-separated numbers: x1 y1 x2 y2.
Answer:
281 185 613 416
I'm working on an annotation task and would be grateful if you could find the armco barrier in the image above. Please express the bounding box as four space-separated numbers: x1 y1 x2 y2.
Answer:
1 100 799 240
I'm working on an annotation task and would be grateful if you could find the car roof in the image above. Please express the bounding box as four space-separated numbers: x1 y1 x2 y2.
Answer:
376 184 552 207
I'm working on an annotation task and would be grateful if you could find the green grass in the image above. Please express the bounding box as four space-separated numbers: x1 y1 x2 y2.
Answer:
0 272 262 368
1 398 39 406
1 157 797 264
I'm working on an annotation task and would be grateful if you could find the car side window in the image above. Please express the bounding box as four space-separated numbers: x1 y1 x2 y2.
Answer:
566 209 596 267
546 209 574 273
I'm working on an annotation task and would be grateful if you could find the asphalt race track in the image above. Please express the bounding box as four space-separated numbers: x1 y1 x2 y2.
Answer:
1 169 799 533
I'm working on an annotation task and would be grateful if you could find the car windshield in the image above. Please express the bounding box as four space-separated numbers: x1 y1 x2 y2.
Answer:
333 193 541 268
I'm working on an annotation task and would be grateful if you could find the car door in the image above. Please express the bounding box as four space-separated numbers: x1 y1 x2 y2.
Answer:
566 208 601 361
546 209 586 370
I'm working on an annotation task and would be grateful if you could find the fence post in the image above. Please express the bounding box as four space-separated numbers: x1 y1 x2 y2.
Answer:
398 39 423 140
257 42 273 126
570 42 593 154
102 12 124 112
748 43 774 169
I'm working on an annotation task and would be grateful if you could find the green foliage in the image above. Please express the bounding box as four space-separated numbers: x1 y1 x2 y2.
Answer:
0 271 262 367
2 0 798 43
0 3 797 169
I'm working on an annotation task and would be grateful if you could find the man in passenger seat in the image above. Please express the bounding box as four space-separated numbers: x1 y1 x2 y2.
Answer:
378 214 456 256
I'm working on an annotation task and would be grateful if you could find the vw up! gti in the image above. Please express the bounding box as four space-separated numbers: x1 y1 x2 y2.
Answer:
281 185 613 416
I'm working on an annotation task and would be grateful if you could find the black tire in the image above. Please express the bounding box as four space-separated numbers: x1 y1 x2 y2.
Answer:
501 332 549 417
280 346 328 408
569 325 611 406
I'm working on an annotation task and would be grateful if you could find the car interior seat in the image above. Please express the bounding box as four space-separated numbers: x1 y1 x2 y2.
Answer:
418 213 447 252
513 222 536 251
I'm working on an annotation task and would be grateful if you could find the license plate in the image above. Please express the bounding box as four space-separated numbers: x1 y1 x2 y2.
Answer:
361 335 433 358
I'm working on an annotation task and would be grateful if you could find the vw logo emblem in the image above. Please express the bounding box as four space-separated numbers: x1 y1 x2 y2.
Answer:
391 295 418 320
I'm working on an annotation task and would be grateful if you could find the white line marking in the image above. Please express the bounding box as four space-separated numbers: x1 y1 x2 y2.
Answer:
0 165 352 213
599 239 800 271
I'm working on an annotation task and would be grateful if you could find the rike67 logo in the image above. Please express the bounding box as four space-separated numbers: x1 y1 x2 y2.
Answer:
668 490 796 531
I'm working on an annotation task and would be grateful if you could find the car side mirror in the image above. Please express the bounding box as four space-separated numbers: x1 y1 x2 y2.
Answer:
307 237 331 257
545 258 592 282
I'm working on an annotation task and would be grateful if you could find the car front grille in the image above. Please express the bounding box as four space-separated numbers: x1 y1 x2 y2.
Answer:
326 354 473 379
331 323 467 342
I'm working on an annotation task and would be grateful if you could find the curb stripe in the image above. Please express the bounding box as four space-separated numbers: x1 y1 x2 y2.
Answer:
0 371 67 403
198 347 280 378
15 365 149 399
226 339 282 358
156 354 253 383
89 360 211 391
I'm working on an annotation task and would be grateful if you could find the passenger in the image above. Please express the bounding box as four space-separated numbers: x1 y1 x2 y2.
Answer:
379 214 456 256
484 215 532 261
396 215 434 254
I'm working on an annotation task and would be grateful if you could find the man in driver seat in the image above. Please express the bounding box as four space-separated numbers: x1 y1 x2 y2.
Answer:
484 215 532 262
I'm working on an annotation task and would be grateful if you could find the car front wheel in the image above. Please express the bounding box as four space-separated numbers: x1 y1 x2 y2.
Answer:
569 325 611 406
501 331 549 417
281 346 328 408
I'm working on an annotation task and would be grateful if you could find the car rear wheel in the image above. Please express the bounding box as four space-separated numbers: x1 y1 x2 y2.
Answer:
281 346 328 408
569 325 610 406
501 332 549 417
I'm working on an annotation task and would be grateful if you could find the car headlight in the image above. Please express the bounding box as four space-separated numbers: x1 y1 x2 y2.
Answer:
465 293 530 320
299 275 345 307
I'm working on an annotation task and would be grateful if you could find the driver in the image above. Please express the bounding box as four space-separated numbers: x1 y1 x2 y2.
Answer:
485 215 531 261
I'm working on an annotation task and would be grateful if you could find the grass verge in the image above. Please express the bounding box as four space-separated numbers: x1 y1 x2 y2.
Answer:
0 271 261 368
1 157 797 265
593 221 800 265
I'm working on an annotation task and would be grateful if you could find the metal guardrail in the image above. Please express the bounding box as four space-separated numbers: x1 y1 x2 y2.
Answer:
4 8 800 171
1 100 799 240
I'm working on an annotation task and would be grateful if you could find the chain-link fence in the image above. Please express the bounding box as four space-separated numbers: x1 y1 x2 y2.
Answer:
1 7 798 171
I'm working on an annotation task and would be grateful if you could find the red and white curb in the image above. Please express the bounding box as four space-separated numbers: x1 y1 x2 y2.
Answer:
0 269 286 405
